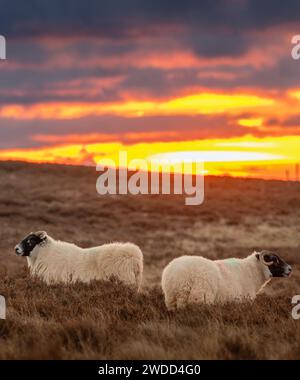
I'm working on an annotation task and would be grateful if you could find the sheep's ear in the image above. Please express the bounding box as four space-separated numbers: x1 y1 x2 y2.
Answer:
36 231 48 240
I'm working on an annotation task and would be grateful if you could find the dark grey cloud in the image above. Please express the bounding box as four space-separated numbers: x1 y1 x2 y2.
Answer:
230 57 300 89
0 0 299 64
187 31 253 58
0 114 243 149
2 55 300 106
0 0 298 79
1 0 300 38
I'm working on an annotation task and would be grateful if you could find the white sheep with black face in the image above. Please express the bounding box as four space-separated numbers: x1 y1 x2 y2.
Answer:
15 231 143 290
161 251 292 310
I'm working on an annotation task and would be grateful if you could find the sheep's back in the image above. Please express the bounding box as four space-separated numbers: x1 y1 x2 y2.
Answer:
31 241 143 289
84 242 143 289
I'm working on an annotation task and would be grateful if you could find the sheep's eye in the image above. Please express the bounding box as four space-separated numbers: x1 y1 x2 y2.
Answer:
270 255 280 265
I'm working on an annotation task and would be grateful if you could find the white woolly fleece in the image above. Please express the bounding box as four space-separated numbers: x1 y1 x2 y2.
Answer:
161 252 272 310
27 236 143 290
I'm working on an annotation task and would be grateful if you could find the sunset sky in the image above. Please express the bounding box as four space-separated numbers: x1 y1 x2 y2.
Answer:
1 0 300 179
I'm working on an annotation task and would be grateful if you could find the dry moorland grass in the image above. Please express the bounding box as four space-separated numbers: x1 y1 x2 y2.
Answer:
0 161 299 359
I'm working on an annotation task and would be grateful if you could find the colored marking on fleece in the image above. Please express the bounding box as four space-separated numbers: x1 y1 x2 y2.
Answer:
224 258 239 266
217 258 239 277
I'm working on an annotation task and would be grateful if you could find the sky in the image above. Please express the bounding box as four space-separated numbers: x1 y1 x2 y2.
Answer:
1 0 300 179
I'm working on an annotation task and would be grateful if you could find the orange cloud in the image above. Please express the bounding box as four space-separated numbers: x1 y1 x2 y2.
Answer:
33 131 179 144
0 91 274 120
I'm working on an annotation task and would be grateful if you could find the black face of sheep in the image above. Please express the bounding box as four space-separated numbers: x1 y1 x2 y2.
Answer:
15 231 47 257
256 251 292 278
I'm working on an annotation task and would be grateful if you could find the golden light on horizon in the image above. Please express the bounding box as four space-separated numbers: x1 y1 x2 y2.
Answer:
0 85 299 181
1 135 299 180
148 150 283 163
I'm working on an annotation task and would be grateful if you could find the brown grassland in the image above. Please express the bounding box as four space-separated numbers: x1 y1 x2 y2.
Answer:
0 161 299 359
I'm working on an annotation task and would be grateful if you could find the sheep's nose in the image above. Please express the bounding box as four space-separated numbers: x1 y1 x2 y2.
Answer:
15 245 22 255
285 265 292 276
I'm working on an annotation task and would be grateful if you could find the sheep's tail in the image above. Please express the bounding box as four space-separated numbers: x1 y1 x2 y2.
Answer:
133 254 143 292
122 243 143 291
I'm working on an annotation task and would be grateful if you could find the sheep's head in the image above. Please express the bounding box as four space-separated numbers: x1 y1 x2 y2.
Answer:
15 231 48 257
256 250 292 278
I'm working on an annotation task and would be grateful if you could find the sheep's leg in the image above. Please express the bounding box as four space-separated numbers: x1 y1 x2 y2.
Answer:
133 259 143 292
164 295 177 311
165 282 192 310
176 295 190 309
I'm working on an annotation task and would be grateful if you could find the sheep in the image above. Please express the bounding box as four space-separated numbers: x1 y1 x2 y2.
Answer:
15 231 143 290
161 250 292 310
